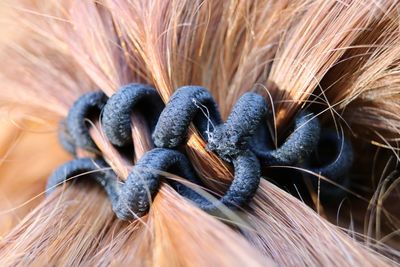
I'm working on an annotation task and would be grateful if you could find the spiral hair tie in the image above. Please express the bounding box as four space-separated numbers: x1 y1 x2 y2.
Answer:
49 84 354 220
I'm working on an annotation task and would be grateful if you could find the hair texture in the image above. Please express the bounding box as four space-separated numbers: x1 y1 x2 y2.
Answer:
0 0 400 266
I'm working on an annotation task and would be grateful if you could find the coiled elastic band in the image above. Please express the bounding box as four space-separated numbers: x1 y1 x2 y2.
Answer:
50 84 354 220
153 86 223 147
102 83 164 147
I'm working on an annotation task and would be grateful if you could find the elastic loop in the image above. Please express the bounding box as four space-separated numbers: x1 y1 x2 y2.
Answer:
46 158 120 204
251 111 321 166
102 83 164 147
113 148 202 219
52 84 353 220
201 150 260 213
66 91 108 152
113 148 260 219
207 92 268 161
153 86 222 148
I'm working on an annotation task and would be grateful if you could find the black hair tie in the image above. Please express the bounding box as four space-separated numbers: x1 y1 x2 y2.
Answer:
47 146 258 220
102 83 164 147
113 148 202 219
51 84 354 220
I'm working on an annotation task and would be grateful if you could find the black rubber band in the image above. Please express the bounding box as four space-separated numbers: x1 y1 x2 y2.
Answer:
51 84 354 220
102 83 164 147
153 86 222 148
207 92 268 161
66 91 108 152
202 150 260 212
251 111 321 166
46 158 120 204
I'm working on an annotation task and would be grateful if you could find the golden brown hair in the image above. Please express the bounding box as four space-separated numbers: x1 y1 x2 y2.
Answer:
0 0 399 266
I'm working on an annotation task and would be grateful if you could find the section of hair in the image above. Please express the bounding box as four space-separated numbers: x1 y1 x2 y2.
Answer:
0 0 399 266
0 115 69 236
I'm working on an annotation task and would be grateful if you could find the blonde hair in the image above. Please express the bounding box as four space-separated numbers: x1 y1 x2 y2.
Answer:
0 0 399 266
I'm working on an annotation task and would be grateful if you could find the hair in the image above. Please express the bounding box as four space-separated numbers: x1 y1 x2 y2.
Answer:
0 0 399 266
